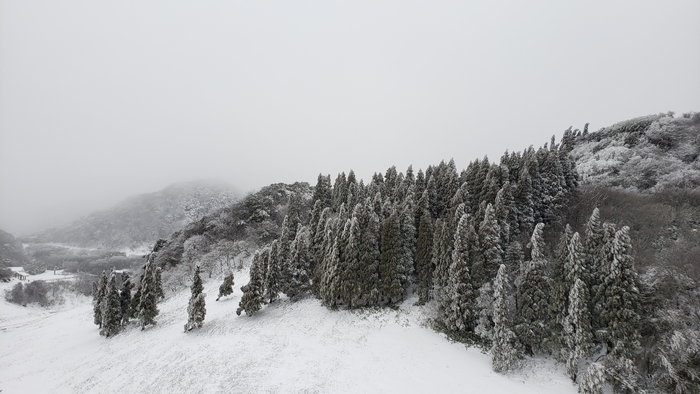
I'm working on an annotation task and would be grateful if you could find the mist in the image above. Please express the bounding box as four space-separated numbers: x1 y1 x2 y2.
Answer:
1 1 699 236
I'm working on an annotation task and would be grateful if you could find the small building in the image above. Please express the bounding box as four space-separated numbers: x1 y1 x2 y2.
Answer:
9 267 29 281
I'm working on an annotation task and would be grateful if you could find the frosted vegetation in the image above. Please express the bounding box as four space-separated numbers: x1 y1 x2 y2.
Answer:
3 112 699 393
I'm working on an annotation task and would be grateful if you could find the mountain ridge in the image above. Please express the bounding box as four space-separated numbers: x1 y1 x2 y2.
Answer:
22 179 241 250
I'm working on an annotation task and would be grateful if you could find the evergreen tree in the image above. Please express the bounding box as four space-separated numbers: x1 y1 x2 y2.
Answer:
138 260 160 330
492 264 520 372
119 272 133 326
579 362 606 394
265 240 282 303
583 208 604 290
592 222 617 335
601 226 641 357
431 220 451 306
515 258 549 355
399 188 416 287
549 224 573 356
477 203 503 287
475 281 495 342
444 214 475 332
332 172 348 212
415 210 434 304
566 233 587 289
129 271 143 319
379 209 406 303
100 271 122 337
286 226 312 301
216 272 235 301
236 251 267 316
312 173 332 209
93 270 108 328
494 182 516 244
154 266 164 300
359 200 382 306
185 266 206 331
565 278 593 382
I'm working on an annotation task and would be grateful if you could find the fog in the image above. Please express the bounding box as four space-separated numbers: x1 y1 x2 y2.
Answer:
1 1 699 236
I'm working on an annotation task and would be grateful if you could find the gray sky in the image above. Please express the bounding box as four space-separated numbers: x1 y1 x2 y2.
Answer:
1 1 699 236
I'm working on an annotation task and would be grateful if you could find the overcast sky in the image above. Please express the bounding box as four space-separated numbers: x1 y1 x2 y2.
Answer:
1 1 699 236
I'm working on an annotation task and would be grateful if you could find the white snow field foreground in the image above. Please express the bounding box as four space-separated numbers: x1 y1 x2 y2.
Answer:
0 272 576 394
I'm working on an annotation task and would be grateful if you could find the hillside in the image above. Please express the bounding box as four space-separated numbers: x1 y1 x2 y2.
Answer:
22 179 240 251
0 230 28 267
571 112 700 192
0 272 576 394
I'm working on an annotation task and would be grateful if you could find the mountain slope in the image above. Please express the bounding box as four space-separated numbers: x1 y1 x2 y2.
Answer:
0 273 576 394
571 112 700 192
0 229 28 267
23 179 240 250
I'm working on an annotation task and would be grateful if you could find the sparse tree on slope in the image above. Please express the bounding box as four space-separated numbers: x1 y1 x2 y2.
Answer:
93 270 108 328
100 271 122 337
185 265 206 331
237 251 267 316
119 272 133 326
216 271 235 301
154 266 164 300
138 261 159 330
492 264 520 372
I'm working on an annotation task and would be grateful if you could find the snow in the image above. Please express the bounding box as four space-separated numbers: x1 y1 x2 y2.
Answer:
0 270 577 394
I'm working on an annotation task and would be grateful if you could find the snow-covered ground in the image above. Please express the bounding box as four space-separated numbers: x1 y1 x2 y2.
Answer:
0 271 577 394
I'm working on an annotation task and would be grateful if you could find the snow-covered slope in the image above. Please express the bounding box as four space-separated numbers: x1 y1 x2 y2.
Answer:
0 271 576 394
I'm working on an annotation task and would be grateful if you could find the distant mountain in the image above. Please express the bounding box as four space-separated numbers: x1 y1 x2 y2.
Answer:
22 179 241 250
0 229 29 267
570 112 700 192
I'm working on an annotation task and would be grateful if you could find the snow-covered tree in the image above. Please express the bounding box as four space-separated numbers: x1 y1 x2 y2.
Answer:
583 208 604 289
185 266 206 331
119 272 133 326
236 251 267 316
100 271 122 337
477 203 503 287
601 226 640 357
549 224 573 356
566 232 587 289
415 210 434 304
93 270 108 328
492 264 520 372
138 260 160 330
515 258 549 355
475 281 495 342
265 240 282 303
579 362 605 394
154 267 164 301
380 210 406 303
565 278 593 382
444 214 475 332
286 226 312 301
431 220 451 305
216 272 235 301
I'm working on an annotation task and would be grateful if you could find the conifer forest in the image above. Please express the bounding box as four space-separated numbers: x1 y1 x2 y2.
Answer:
90 113 700 394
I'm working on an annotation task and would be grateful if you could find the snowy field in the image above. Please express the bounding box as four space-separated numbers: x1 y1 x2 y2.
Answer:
0 271 576 394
